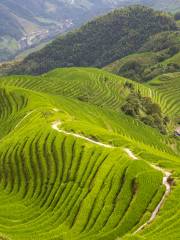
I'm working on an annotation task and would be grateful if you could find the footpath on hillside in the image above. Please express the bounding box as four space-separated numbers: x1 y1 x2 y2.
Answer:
52 116 172 235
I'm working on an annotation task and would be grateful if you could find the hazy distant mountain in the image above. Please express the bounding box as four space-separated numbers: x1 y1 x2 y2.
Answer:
0 0 76 61
0 0 180 61
141 0 180 12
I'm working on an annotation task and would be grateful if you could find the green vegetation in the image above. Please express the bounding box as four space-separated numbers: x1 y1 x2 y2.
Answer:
147 72 180 121
121 90 169 134
0 3 180 239
105 31 180 82
0 67 179 133
0 67 179 240
4 6 177 75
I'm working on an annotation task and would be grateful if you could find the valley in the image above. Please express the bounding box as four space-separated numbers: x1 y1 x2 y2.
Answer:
0 18 73 62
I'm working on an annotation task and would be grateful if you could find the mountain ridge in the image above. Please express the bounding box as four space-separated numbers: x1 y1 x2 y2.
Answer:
5 6 176 75
1 0 180 62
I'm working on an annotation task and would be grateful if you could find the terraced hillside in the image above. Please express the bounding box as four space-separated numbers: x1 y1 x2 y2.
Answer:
105 31 180 82
0 68 179 240
1 67 179 122
147 72 180 119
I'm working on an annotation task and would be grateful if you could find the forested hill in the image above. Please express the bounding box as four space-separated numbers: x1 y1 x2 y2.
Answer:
104 31 180 82
6 6 177 75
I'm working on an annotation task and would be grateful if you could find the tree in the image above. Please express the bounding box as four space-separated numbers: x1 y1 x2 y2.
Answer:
121 90 168 134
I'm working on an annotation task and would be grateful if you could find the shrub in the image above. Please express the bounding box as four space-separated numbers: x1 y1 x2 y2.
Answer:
121 90 168 134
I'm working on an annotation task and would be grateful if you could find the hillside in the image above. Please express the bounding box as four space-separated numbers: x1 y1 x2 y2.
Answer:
0 0 74 62
0 67 179 240
0 2 180 240
5 6 177 75
105 31 180 81
1 0 180 62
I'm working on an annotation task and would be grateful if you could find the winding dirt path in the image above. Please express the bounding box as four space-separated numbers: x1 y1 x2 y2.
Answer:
124 148 172 234
134 168 171 234
124 147 172 234
52 121 114 149
52 119 172 234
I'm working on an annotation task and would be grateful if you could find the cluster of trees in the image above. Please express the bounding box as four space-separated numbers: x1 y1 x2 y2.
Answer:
118 60 145 82
121 88 169 134
5 6 177 75
143 63 180 81
140 31 180 52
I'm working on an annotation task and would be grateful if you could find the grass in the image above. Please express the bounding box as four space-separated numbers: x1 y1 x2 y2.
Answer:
0 67 179 240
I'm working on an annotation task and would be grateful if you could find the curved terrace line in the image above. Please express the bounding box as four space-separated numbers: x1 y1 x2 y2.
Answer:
51 118 172 236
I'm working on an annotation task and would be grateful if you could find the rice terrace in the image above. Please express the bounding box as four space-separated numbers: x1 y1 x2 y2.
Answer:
0 2 180 240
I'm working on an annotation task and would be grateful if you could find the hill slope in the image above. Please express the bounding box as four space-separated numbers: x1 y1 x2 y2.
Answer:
5 6 176 75
1 0 180 62
0 0 74 62
105 31 180 81
0 67 179 240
